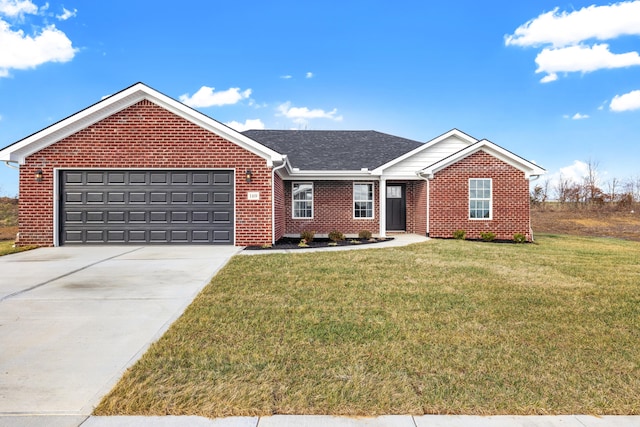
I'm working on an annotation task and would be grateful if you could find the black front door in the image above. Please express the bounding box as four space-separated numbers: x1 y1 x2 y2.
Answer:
386 184 406 231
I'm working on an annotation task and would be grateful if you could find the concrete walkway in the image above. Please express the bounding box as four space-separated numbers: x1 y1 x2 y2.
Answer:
239 233 430 255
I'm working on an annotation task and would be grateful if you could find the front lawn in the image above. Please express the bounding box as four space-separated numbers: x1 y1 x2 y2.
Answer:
95 234 640 416
0 240 36 256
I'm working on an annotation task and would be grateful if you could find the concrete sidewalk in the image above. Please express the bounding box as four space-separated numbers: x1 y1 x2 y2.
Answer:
1 414 635 426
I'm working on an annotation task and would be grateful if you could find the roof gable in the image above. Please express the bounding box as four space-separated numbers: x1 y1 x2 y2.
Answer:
420 139 546 179
0 82 283 165
371 129 477 175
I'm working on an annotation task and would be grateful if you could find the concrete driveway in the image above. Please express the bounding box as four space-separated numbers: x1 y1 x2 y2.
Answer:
0 245 241 421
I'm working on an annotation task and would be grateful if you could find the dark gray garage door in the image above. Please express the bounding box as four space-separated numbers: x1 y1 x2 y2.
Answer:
60 170 234 244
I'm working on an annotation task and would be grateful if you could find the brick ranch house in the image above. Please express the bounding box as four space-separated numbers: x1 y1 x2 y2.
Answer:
0 83 545 246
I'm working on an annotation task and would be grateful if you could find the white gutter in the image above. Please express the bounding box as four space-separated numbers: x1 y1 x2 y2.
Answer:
417 172 431 237
271 156 288 245
3 161 19 170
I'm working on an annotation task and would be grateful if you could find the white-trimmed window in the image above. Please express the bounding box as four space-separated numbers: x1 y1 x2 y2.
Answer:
353 182 374 218
469 178 492 219
292 182 313 218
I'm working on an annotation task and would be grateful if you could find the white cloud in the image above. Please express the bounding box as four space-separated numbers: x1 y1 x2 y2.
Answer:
505 1 640 48
0 20 77 77
571 113 589 120
610 89 640 112
280 75 292 79
0 0 38 17
305 72 313 79
225 119 265 132
277 101 343 124
179 86 252 108
546 160 590 190
535 44 640 82
506 1 640 83
56 7 76 21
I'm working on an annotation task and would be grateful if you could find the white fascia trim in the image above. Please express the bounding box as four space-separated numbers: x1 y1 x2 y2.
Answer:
282 170 373 181
0 83 284 166
370 128 478 175
420 140 546 179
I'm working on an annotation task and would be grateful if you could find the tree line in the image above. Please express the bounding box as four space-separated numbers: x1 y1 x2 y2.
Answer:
531 160 639 209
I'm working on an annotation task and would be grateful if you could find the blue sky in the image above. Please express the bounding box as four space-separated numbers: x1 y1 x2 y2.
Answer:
1 0 639 196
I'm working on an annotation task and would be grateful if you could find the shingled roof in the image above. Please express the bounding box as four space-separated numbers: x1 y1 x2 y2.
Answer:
242 130 424 171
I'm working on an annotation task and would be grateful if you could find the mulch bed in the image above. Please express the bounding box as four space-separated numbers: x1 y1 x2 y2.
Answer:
245 237 394 251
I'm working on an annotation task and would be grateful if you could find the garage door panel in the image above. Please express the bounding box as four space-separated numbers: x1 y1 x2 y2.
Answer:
129 230 147 242
87 173 105 184
65 172 83 184
60 170 234 244
65 192 83 203
87 193 104 204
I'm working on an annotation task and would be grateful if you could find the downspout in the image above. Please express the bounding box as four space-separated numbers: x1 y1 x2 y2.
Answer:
271 156 288 245
417 172 430 237
528 174 542 242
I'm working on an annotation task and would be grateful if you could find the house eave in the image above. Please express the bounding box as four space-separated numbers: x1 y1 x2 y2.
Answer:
0 82 284 166
420 139 546 178
281 169 374 181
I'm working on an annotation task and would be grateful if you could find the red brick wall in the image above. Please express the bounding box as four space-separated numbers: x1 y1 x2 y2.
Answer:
284 181 379 237
18 100 273 246
428 150 531 241
273 173 285 241
411 180 427 236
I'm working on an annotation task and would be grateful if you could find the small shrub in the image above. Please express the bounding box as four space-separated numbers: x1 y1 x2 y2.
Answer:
480 231 496 242
300 230 315 243
298 239 309 248
358 230 372 239
327 242 338 246
513 233 527 244
453 229 466 240
349 239 361 244
260 243 272 249
328 230 345 242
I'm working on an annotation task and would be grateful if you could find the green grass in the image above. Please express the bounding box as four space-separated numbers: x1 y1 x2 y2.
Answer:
95 234 640 416
0 240 37 256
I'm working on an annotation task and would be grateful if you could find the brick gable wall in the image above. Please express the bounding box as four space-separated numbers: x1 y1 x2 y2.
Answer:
18 100 273 246
428 150 531 241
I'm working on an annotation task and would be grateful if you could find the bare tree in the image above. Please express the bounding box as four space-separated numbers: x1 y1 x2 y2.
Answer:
606 177 619 203
583 158 603 205
555 175 572 204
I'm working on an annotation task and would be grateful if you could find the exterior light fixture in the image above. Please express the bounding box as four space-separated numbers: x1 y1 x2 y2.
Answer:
35 169 43 182
245 170 253 183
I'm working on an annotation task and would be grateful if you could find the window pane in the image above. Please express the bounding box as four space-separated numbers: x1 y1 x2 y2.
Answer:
469 179 491 219
293 183 313 218
354 183 373 218
386 186 401 199
293 183 312 200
